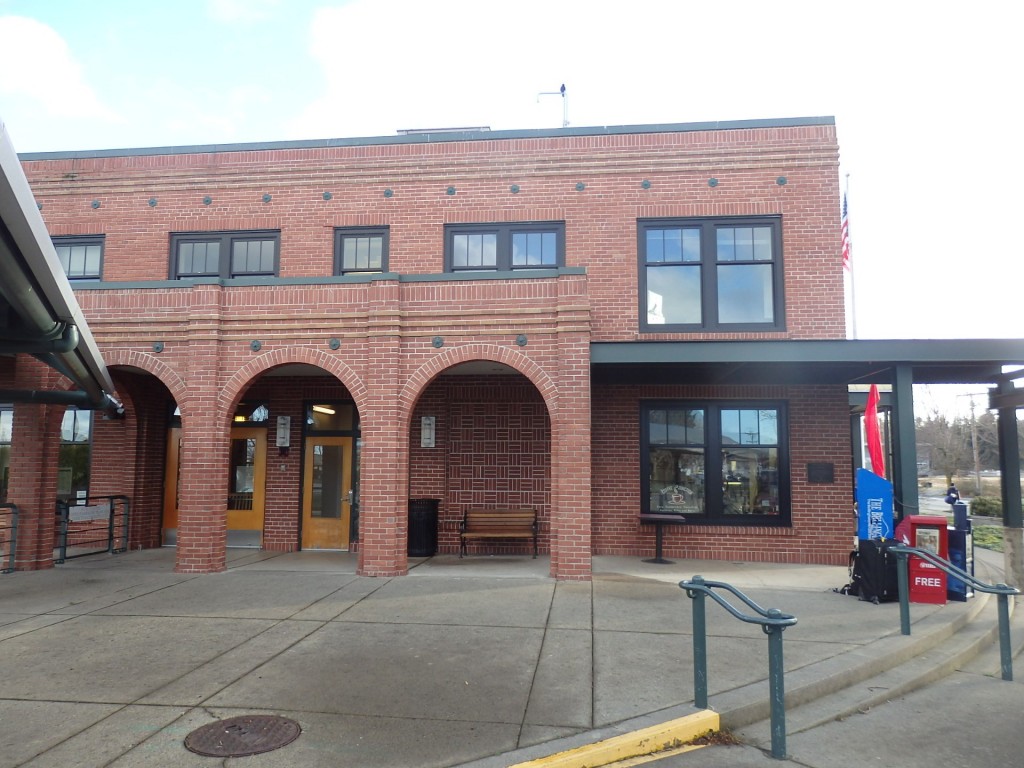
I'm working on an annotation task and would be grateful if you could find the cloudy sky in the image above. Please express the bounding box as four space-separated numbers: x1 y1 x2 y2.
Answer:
0 0 1020 414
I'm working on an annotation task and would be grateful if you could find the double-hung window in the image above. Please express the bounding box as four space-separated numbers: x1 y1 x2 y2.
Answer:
335 227 388 274
642 401 788 525
640 217 783 331
445 222 564 272
170 230 279 279
52 236 103 280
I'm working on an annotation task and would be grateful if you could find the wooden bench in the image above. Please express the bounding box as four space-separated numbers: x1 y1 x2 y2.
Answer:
460 508 538 558
639 513 687 564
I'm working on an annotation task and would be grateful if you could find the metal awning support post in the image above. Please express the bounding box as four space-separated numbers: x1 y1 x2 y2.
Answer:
891 364 918 518
995 379 1024 595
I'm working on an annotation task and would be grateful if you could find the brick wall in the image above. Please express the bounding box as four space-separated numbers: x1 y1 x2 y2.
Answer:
13 121 846 575
592 383 853 565
24 123 843 342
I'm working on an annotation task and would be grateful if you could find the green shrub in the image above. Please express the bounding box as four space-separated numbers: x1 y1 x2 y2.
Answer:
969 496 1002 517
973 526 1004 552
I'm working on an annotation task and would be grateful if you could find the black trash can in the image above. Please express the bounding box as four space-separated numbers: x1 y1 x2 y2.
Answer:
408 498 440 557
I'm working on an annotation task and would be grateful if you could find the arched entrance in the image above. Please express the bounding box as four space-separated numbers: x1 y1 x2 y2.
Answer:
406 358 555 558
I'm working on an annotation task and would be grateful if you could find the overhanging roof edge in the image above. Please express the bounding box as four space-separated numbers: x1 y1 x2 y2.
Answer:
591 339 1024 366
0 117 117 402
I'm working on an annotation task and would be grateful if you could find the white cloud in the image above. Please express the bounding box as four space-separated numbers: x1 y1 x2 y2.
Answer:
0 15 121 122
206 0 283 24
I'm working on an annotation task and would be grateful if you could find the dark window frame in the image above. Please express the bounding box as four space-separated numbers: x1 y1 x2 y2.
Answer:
640 400 790 527
170 230 280 279
0 405 11 504
444 221 565 272
52 235 104 280
638 216 784 332
334 226 389 275
57 406 92 505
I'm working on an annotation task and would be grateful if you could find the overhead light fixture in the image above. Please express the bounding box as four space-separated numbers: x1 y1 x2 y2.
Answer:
312 405 336 415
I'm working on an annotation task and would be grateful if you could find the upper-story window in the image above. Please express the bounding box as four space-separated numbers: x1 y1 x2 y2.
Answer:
444 222 564 272
335 227 388 275
639 217 783 331
52 236 103 280
170 231 279 279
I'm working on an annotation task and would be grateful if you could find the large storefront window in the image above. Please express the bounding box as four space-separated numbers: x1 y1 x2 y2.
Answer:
642 401 789 525
58 407 92 504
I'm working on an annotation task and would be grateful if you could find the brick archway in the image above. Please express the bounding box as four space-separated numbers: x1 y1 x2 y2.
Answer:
219 347 368 419
399 343 557 423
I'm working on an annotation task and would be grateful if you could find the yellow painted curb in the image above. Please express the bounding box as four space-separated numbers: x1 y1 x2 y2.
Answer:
508 710 720 768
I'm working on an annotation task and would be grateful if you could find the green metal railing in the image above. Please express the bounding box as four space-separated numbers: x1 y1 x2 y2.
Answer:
54 495 130 563
890 544 1020 680
1 503 17 573
680 576 798 760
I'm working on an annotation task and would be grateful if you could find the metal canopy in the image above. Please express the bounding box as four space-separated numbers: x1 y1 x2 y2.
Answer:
0 118 119 411
591 339 1024 387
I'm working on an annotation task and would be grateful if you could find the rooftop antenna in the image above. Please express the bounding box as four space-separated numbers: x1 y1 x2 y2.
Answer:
537 84 568 128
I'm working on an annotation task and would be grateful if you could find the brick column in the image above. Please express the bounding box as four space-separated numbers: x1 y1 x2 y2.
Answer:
357 278 409 576
175 284 229 573
549 273 592 580
7 360 63 570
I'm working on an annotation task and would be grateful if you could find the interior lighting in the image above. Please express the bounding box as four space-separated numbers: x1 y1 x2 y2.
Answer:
312 405 336 415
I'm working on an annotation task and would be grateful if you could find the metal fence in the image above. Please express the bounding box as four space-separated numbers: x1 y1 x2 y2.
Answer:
54 495 130 563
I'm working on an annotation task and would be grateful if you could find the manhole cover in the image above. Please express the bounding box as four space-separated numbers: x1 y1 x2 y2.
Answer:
184 714 301 757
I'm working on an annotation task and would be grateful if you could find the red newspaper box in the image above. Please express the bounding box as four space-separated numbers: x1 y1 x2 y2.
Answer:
895 516 948 604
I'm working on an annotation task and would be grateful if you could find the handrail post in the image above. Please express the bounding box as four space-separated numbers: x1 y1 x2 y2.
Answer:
765 610 788 759
896 550 911 635
690 576 708 709
106 497 116 554
55 501 68 564
997 590 1013 681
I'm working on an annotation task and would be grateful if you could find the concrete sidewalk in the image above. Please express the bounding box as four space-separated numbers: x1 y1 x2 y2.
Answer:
0 548 996 767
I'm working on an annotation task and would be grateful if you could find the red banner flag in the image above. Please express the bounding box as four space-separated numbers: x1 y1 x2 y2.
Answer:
865 384 885 477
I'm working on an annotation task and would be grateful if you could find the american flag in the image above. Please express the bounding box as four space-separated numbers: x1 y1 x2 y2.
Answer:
841 193 851 271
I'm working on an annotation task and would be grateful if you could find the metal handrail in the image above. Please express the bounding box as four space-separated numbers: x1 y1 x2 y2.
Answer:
54 494 130 563
680 576 797 760
890 544 1020 680
1 503 18 573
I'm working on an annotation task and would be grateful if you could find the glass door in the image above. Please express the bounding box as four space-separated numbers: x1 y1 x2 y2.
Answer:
227 427 267 547
302 436 352 550
163 425 267 547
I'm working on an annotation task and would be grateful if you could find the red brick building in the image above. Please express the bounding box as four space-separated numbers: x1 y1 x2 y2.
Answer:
4 116 1022 580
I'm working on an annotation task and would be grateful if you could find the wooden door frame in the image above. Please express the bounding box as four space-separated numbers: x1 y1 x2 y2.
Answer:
301 435 353 550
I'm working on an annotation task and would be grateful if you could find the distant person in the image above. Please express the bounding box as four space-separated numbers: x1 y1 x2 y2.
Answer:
944 484 960 505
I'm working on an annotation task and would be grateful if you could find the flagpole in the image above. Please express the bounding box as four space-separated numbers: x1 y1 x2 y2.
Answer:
844 173 859 339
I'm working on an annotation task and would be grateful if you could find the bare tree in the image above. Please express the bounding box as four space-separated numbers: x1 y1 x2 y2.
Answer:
916 410 971 485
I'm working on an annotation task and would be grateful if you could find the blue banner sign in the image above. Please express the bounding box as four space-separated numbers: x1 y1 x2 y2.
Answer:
856 467 894 540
